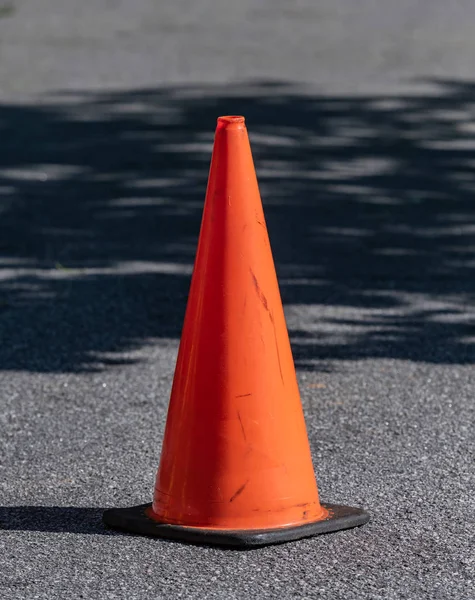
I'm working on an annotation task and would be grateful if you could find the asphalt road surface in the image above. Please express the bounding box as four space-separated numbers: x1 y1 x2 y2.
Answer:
1 1 474 599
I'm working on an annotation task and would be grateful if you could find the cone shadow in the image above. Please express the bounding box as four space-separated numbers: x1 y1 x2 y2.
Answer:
0 505 115 535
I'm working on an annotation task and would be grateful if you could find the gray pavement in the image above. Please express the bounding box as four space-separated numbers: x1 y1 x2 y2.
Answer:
0 1 474 599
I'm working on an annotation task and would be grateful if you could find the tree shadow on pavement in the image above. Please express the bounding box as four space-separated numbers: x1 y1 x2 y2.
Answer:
1 78 474 372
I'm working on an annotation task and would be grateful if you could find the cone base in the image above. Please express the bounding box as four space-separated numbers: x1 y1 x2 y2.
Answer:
103 503 369 548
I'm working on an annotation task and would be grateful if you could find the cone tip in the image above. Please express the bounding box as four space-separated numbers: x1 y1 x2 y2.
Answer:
217 115 246 130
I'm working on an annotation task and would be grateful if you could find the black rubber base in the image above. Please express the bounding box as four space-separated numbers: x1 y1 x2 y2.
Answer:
103 503 370 548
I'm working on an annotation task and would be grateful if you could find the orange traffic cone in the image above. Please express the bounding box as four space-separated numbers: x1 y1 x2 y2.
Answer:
103 116 369 547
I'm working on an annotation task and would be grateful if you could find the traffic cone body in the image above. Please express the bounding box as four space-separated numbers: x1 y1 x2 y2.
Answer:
151 115 326 530
103 116 369 546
